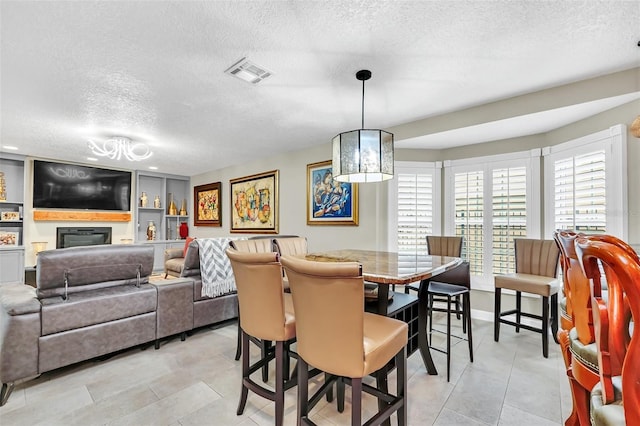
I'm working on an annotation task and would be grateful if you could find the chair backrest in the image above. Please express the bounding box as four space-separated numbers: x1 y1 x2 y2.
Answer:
229 238 274 253
426 236 462 257
555 230 594 343
280 255 365 377
575 236 640 420
514 238 560 278
273 236 307 257
226 249 289 341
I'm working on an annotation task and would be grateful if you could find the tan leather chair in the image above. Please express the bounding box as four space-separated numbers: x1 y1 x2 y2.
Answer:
226 249 295 426
229 238 277 374
281 255 408 426
494 238 561 358
575 236 640 426
273 236 307 257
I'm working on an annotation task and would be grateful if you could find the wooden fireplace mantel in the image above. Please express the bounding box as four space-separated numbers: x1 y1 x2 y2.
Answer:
33 211 131 222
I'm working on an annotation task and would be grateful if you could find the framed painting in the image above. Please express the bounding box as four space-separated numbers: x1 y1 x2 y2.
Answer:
230 170 279 234
307 160 358 226
0 231 19 246
194 182 222 227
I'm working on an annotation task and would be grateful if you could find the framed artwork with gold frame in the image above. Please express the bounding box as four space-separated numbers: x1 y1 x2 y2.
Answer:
230 170 279 234
194 182 222 227
307 160 358 226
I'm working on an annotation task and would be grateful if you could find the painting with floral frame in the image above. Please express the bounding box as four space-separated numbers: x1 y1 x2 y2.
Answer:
194 182 222 226
307 160 358 226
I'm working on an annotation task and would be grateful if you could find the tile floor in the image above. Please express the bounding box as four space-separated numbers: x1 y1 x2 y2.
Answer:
0 315 572 425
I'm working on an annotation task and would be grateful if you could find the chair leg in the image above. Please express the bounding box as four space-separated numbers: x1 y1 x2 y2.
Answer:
494 288 501 342
297 357 309 426
351 378 362 426
337 377 345 412
396 348 407 426
446 295 452 382
235 307 242 361
515 291 522 332
262 340 271 382
455 295 461 320
551 293 559 344
542 295 549 358
275 341 284 426
428 294 434 346
237 331 250 415
465 292 474 363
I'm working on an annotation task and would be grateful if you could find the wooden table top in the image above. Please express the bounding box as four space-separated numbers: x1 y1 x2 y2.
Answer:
305 249 463 285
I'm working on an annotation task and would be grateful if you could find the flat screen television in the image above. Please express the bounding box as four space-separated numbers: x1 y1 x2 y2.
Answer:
33 160 132 211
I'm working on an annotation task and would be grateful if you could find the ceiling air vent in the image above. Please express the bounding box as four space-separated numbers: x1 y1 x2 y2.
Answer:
224 57 272 84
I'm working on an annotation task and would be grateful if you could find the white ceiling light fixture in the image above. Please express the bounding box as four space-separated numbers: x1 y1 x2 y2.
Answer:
332 70 394 183
225 57 272 84
87 136 152 161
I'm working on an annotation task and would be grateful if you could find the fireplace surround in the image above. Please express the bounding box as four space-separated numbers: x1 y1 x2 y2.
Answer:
56 227 112 249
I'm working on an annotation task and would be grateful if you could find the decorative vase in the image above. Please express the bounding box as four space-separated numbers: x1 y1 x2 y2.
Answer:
140 192 148 208
168 193 178 215
179 199 187 216
146 221 156 241
153 195 161 209
179 221 189 239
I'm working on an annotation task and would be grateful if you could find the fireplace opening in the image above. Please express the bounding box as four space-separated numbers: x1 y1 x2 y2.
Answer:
56 227 112 249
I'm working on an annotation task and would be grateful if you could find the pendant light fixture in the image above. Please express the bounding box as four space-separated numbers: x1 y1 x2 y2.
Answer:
332 70 394 183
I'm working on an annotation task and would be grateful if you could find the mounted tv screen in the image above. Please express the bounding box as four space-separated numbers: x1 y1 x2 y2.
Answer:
33 160 132 211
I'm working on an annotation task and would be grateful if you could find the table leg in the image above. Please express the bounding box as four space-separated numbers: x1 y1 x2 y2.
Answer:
376 284 389 315
418 282 438 375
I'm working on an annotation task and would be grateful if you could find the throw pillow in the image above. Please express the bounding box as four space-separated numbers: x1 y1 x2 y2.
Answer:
183 236 195 258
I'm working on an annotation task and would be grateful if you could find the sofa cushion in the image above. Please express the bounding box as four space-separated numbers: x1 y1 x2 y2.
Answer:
40 284 157 335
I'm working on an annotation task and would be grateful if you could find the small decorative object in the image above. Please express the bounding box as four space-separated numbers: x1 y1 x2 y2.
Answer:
179 199 188 216
167 224 173 240
168 193 178 215
194 182 222 227
306 160 359 226
119 238 133 244
230 170 278 234
0 211 20 221
146 220 156 240
140 192 148 207
153 195 161 208
179 221 189 239
631 115 640 138
0 231 19 246
0 171 6 201
31 241 47 266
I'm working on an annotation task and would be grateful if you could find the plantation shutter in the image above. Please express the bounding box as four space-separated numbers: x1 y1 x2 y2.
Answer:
454 171 484 275
397 173 434 255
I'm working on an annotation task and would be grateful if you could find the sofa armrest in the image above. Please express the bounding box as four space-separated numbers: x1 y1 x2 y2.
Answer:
164 247 184 262
0 284 41 386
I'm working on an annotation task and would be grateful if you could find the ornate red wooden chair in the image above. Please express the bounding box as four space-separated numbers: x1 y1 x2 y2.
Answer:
555 231 640 425
574 235 640 425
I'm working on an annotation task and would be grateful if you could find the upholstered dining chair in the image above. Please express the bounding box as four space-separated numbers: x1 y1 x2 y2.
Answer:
494 238 561 358
574 236 640 425
405 236 472 381
229 238 277 374
281 255 408 426
226 249 296 426
273 236 307 258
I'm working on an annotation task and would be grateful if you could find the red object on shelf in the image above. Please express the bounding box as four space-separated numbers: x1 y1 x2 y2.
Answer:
179 222 189 239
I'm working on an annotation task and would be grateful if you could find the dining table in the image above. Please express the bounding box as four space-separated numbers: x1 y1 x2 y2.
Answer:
304 249 463 376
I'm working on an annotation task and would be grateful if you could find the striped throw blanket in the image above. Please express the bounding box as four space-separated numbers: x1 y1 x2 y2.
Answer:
197 237 236 298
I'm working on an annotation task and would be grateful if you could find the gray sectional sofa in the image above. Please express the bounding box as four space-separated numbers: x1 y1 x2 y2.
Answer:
0 243 238 406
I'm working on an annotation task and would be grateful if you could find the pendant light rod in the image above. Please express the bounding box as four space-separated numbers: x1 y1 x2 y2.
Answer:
356 70 371 129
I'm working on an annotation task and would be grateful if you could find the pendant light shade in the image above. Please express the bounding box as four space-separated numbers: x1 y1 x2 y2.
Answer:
332 70 394 183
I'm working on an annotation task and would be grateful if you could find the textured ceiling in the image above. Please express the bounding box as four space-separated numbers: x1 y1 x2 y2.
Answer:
1 1 639 176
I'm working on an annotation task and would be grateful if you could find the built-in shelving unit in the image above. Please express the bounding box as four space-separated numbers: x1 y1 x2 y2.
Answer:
0 154 26 284
135 171 190 270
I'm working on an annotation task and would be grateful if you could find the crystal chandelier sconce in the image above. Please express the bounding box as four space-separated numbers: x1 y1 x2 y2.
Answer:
87 136 152 161
332 70 394 183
